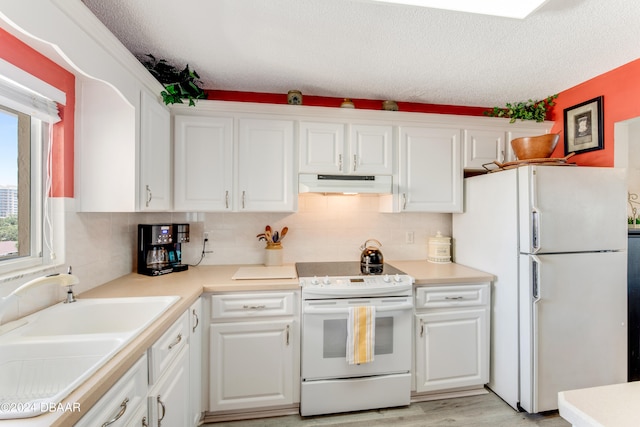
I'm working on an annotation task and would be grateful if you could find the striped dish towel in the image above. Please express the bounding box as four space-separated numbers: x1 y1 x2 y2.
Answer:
346 306 375 365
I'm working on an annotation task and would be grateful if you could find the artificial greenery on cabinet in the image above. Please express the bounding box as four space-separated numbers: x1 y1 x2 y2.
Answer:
485 94 558 123
140 54 206 106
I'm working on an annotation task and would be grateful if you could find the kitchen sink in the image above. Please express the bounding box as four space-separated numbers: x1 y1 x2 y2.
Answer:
6 296 180 338
0 295 179 419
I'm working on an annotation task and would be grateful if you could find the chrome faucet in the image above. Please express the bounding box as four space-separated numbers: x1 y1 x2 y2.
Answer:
0 267 80 324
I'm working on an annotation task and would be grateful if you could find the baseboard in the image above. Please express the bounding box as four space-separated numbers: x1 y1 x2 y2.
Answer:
411 385 489 402
203 404 300 423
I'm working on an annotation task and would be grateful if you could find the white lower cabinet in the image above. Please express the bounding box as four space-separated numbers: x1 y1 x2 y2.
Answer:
189 298 204 425
414 283 490 394
147 311 190 427
75 355 148 427
208 291 300 413
147 346 189 427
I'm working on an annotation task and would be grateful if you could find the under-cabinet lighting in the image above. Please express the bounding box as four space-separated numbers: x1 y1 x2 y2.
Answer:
368 0 549 19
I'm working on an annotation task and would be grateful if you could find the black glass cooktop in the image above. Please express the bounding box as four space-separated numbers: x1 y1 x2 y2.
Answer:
295 261 405 277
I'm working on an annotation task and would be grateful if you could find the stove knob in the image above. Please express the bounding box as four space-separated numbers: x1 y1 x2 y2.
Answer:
383 274 391 283
394 274 402 283
323 276 331 285
311 276 319 285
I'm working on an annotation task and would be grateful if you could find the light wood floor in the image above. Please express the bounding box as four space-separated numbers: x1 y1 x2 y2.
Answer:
205 391 571 426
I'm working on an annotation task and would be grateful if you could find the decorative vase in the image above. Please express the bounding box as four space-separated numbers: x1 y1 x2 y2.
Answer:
287 90 302 105
264 242 283 266
341 98 355 108
382 100 398 111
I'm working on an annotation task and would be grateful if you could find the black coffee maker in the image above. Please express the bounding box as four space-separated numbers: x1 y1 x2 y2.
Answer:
137 224 190 276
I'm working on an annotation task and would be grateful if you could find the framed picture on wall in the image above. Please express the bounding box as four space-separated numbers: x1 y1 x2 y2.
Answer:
563 96 604 155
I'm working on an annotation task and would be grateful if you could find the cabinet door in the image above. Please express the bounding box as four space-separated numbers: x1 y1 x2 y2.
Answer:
238 118 296 212
174 115 233 211
350 124 393 174
139 91 171 211
209 320 294 411
463 128 506 169
188 298 204 426
399 126 462 212
299 121 346 173
75 355 148 427
415 309 488 393
148 346 190 427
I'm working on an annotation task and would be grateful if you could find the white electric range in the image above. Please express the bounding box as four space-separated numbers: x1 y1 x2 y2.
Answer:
296 262 414 416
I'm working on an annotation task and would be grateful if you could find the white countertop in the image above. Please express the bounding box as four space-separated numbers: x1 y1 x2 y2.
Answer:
558 382 640 426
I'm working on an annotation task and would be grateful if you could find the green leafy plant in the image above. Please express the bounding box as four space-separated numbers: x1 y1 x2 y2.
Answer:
485 94 558 123
140 54 206 106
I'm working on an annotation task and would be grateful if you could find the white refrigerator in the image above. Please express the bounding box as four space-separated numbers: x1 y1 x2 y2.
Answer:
452 165 627 413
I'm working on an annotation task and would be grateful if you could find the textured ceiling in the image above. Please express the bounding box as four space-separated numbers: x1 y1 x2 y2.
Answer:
81 0 640 108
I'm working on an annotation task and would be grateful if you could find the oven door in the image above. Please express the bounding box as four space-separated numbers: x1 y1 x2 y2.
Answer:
301 296 413 380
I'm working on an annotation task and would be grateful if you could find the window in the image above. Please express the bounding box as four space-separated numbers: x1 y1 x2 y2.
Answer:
0 59 62 275
0 104 47 271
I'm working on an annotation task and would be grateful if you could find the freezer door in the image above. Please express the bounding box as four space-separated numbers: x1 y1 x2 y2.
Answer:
519 251 627 413
518 166 626 254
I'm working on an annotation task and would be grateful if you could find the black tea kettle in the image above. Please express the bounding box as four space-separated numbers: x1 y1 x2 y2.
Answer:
360 239 384 275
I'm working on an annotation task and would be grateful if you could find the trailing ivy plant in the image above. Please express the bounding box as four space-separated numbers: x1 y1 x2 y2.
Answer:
485 94 558 123
140 54 206 106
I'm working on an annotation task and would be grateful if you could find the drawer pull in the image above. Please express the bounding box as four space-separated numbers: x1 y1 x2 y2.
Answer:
286 324 290 346
157 396 166 426
243 304 267 310
192 309 199 333
168 333 183 350
101 397 129 427
420 319 425 337
444 296 464 300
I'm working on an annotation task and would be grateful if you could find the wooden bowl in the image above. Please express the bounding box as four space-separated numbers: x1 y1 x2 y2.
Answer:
510 133 560 160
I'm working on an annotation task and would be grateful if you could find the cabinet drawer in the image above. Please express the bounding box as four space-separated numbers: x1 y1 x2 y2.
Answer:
148 310 189 385
415 284 489 309
75 355 147 427
211 292 295 320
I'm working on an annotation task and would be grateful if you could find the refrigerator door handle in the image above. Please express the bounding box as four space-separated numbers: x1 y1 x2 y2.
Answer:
532 255 541 301
531 208 541 254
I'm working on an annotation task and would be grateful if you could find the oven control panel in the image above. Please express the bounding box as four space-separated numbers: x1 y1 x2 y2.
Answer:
300 274 414 298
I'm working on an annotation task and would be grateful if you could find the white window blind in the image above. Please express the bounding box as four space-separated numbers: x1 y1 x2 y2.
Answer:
0 58 65 123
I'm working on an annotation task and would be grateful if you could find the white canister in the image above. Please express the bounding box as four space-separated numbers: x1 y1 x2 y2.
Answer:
427 232 451 263
264 243 283 266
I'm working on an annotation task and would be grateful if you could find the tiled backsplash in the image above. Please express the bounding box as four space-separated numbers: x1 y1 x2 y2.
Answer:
0 194 451 322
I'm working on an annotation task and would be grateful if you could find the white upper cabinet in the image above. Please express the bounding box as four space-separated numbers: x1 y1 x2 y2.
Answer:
299 121 346 173
140 90 172 211
238 118 296 212
174 115 234 211
173 113 296 212
398 126 463 213
299 121 392 175
350 124 393 174
462 128 506 170
463 125 556 170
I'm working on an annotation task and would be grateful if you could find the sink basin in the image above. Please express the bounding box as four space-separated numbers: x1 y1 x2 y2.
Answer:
0 337 124 419
1 296 179 339
0 295 179 419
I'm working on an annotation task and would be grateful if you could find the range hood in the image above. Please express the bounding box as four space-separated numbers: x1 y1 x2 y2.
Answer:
298 174 393 194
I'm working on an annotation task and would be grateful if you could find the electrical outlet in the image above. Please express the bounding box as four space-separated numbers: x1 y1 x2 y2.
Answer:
405 231 415 244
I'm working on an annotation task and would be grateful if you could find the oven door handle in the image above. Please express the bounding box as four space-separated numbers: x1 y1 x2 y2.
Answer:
303 301 413 315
